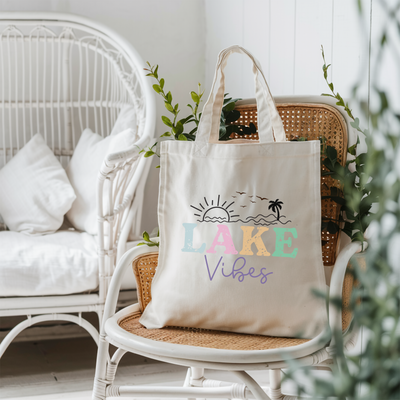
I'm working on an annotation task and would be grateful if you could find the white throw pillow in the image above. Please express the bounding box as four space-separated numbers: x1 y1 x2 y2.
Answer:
66 128 138 235
0 134 76 235
110 104 138 136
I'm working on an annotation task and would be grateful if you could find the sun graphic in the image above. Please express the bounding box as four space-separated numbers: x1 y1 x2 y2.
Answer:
190 195 239 222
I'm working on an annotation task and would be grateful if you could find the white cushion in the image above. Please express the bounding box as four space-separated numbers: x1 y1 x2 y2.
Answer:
0 134 76 235
66 128 138 235
0 230 99 296
110 104 138 136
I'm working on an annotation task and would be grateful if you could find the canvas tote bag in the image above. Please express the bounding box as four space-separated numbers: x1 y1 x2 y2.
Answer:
140 45 328 339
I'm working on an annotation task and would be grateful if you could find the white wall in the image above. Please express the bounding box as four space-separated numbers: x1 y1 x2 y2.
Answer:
204 0 399 156
205 0 371 100
0 0 206 234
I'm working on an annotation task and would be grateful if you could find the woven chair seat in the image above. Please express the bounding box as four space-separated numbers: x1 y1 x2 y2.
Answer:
119 311 309 351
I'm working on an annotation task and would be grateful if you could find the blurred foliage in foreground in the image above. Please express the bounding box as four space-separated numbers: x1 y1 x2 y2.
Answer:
286 1 400 399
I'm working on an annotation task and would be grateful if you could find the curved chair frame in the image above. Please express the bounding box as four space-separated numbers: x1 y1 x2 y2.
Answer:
0 12 155 358
93 241 362 400
92 97 363 399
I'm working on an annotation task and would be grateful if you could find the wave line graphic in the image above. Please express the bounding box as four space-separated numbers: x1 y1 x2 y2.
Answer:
198 215 292 226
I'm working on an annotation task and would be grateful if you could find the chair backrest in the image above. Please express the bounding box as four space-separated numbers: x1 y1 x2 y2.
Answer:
230 102 348 268
0 13 156 301
0 12 155 168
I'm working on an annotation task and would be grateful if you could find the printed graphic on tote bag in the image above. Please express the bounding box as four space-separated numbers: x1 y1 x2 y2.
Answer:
182 192 298 286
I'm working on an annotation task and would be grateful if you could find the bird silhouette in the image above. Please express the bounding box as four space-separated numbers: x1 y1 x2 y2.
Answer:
232 196 237 198
240 205 247 208
236 191 246 195
256 196 269 201
250 200 256 203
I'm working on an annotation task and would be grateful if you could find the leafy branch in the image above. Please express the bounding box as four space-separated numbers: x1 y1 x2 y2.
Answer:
141 63 256 162
137 229 159 247
144 62 202 142
319 46 375 244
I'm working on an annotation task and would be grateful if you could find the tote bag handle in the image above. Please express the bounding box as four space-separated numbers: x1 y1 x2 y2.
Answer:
196 45 286 144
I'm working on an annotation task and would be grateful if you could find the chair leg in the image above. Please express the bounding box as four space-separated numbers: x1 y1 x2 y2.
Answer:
183 367 205 400
97 310 104 330
269 369 283 400
92 337 111 400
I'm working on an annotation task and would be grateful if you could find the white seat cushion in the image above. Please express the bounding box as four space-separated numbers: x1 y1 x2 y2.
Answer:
0 230 99 297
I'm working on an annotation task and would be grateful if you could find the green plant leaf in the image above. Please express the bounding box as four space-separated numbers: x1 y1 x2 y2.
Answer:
326 146 338 162
173 121 184 135
184 133 196 140
350 118 360 129
348 143 357 156
223 102 236 112
178 134 187 141
144 150 154 158
166 91 172 103
225 109 241 124
143 231 150 241
152 84 162 94
160 78 165 89
226 125 241 136
191 91 200 103
160 132 171 137
161 116 173 127
165 102 174 113
180 116 193 124
219 125 227 140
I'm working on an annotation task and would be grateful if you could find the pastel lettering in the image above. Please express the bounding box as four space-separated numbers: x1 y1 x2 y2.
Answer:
272 228 298 258
204 255 223 281
220 256 273 284
181 223 206 253
240 226 270 256
206 224 238 255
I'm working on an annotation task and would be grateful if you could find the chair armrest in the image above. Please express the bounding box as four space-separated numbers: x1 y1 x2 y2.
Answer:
96 136 155 302
101 245 158 333
328 241 363 340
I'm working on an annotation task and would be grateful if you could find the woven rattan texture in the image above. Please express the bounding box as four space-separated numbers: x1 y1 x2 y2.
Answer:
342 271 355 332
119 311 309 350
230 104 348 267
132 252 159 313
133 253 351 332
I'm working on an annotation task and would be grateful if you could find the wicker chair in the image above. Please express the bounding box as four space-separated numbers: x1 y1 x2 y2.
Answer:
0 13 155 358
92 97 363 400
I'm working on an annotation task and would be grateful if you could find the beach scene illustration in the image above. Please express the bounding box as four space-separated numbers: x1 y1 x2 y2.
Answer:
190 192 292 226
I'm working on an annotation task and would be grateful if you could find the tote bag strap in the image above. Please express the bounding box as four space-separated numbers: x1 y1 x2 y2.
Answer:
196 45 286 144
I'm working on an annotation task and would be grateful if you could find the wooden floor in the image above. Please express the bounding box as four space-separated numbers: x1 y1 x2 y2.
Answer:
0 336 186 399
0 334 330 399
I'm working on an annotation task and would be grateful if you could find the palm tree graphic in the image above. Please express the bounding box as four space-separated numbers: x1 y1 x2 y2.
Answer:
268 199 283 221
